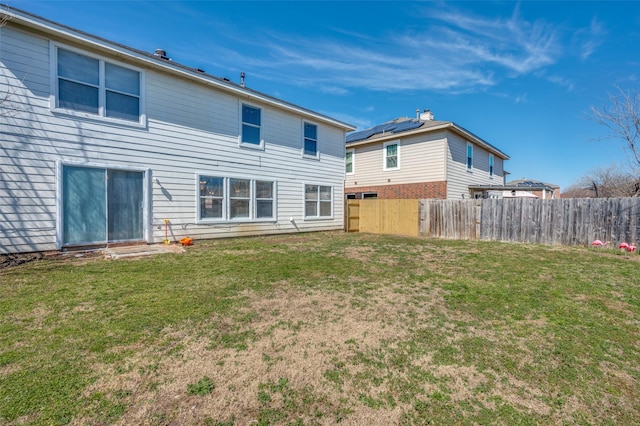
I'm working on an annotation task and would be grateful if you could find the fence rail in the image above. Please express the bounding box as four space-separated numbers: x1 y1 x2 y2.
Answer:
347 198 640 246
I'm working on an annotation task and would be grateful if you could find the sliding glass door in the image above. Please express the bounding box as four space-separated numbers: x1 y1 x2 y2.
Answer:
62 165 144 246
108 170 144 241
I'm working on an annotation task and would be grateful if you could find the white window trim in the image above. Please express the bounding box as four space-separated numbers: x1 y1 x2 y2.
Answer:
301 120 320 160
49 42 146 127
383 140 400 171
346 148 355 175
466 142 473 172
238 102 264 150
489 153 494 178
303 183 334 220
197 174 276 223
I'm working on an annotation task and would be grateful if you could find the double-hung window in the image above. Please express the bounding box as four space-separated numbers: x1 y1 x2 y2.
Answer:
303 122 318 158
241 104 262 147
346 149 354 174
489 154 494 177
199 177 225 219
255 180 274 219
55 46 142 123
229 178 250 219
383 141 399 170
199 176 275 221
466 143 473 172
305 184 332 218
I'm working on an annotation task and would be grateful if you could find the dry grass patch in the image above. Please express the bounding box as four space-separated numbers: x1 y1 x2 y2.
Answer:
86 287 422 425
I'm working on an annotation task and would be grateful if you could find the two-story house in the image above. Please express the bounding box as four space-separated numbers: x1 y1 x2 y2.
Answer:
0 6 355 254
345 109 509 200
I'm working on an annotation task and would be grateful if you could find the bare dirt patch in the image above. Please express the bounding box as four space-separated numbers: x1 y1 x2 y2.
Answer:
0 250 107 270
0 252 45 269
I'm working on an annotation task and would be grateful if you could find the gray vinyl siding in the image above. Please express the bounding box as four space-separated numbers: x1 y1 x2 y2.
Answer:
445 131 504 199
0 25 347 254
345 131 447 188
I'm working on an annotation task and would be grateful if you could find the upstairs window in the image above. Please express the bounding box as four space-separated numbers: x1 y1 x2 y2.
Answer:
305 184 332 218
55 47 141 123
105 63 141 121
466 143 473 171
241 104 262 146
346 149 354 174
303 122 318 157
57 49 99 114
489 154 494 177
384 141 399 170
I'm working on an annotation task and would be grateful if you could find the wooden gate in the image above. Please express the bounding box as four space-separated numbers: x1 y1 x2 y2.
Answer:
345 199 419 237
345 200 360 232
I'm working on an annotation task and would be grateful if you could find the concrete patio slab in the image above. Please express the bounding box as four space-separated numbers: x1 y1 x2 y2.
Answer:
103 244 186 259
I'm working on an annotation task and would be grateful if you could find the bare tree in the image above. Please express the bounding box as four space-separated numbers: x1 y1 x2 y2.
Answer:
565 164 639 198
591 86 640 173
561 184 593 199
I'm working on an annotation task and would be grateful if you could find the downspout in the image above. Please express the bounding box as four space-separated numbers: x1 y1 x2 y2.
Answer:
443 129 449 199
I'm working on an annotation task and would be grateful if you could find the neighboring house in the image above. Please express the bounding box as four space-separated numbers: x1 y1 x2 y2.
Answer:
345 109 509 199
0 6 355 255
469 179 560 199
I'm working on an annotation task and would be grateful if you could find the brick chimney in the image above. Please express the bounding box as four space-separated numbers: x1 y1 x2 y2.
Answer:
420 109 434 121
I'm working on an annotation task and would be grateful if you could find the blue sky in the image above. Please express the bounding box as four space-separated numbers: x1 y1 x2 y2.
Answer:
9 0 640 190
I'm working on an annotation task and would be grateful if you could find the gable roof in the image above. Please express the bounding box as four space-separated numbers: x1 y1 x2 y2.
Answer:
1 4 355 132
469 179 558 192
506 179 559 190
346 116 509 160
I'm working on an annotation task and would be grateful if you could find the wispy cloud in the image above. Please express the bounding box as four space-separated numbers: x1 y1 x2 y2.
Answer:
534 71 576 92
423 6 560 74
571 18 606 59
514 94 528 104
192 4 599 95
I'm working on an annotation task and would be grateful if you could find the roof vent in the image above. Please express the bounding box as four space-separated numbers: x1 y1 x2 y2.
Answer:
154 49 170 60
240 72 246 88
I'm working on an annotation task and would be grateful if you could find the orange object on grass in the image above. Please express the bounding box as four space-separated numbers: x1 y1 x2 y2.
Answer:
180 237 193 246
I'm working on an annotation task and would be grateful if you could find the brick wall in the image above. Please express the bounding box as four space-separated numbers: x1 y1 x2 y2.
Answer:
345 181 447 199
530 188 561 199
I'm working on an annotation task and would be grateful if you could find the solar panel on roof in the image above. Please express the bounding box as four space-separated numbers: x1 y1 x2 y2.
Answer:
346 132 367 143
391 120 424 133
346 119 425 143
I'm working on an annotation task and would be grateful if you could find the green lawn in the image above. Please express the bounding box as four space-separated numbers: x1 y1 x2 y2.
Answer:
1 232 639 425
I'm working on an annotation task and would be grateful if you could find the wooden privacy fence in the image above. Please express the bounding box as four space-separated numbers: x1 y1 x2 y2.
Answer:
419 199 481 241
347 197 640 246
476 197 640 246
